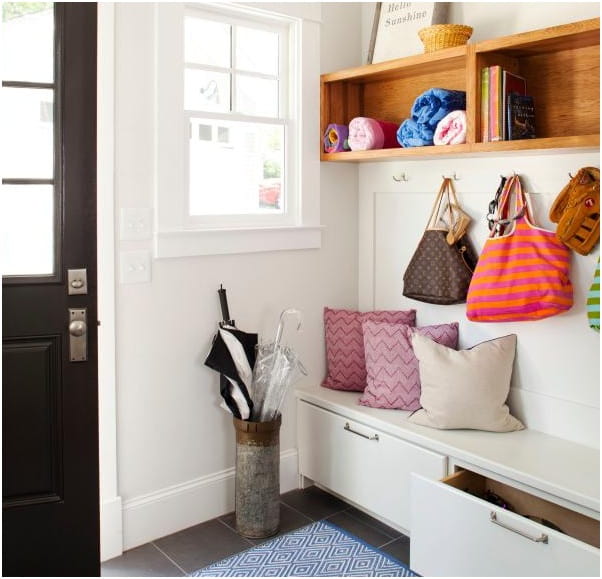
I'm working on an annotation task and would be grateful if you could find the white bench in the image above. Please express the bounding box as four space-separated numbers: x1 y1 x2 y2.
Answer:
295 384 600 577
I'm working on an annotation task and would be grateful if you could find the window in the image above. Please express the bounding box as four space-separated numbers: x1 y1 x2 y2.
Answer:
184 8 291 228
155 3 321 257
1 2 57 277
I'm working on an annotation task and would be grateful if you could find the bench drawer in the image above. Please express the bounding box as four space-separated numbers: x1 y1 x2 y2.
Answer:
298 401 446 531
410 468 600 577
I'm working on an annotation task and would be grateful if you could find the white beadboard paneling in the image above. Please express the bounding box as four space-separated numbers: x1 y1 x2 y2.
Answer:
360 153 600 448
507 387 600 449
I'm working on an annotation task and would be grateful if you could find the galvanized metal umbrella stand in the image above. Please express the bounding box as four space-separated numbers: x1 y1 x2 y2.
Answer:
233 414 281 538
208 289 305 539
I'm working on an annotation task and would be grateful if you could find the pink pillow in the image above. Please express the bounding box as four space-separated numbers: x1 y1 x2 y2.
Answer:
321 308 416 392
359 321 459 410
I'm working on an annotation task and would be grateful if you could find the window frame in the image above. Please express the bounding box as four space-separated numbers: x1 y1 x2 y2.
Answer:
154 2 321 258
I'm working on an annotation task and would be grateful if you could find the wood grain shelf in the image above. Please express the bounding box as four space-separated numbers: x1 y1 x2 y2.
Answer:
321 18 600 162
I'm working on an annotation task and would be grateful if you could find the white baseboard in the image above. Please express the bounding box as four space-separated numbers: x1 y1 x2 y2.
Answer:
122 449 299 551
101 495 123 562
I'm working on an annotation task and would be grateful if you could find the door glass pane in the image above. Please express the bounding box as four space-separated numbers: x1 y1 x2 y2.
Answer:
189 118 284 215
236 26 279 75
2 87 54 179
236 75 278 117
1 184 54 276
185 16 230 68
185 69 230 112
1 3 54 83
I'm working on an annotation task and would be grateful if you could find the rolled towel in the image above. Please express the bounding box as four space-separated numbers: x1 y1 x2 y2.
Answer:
411 88 466 132
396 118 435 148
348 117 400 150
323 123 350 153
433 110 467 145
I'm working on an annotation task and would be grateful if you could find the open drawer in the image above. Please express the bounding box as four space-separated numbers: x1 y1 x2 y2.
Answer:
410 468 600 577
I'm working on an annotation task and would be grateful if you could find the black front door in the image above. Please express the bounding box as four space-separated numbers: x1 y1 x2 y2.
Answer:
2 3 99 576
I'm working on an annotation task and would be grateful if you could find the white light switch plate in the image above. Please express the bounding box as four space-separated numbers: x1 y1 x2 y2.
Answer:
120 208 153 240
120 250 152 284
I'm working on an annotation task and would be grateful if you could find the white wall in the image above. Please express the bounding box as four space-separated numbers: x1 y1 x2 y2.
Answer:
110 1 361 553
357 3 600 449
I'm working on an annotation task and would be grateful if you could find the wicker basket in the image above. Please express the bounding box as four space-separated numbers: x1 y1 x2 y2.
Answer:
418 24 473 53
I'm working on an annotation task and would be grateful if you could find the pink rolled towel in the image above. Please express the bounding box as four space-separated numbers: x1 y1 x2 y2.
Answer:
348 117 400 150
433 110 467 145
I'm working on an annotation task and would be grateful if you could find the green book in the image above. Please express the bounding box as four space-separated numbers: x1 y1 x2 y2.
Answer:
481 67 489 142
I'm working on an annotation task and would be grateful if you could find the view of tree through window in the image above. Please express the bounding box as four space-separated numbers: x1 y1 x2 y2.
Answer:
2 2 52 20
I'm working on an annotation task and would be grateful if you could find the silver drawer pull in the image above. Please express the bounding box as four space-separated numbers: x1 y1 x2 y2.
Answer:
490 512 548 544
344 422 379 441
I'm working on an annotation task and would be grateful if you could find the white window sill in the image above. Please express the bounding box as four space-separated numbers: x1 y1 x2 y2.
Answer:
154 225 323 258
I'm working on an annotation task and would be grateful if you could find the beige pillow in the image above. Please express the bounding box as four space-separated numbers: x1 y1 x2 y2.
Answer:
408 333 524 432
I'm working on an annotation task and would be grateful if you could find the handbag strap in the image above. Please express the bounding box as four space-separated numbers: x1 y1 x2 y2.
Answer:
427 178 457 230
490 174 533 237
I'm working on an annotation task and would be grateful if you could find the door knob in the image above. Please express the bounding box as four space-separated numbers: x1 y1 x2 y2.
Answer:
69 320 87 337
68 308 87 361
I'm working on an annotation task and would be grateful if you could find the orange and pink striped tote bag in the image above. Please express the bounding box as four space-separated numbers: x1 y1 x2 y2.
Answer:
467 175 573 322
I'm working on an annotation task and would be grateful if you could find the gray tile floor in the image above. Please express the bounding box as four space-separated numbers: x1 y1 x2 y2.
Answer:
101 486 411 576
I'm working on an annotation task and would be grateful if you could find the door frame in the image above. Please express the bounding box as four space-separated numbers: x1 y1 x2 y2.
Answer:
97 3 122 562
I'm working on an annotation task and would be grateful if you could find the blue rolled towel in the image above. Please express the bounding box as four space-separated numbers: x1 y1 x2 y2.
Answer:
397 118 435 147
411 88 466 132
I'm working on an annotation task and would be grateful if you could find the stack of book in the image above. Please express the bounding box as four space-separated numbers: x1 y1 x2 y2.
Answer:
481 65 536 142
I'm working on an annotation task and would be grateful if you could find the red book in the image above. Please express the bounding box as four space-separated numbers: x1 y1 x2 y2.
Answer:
502 70 527 139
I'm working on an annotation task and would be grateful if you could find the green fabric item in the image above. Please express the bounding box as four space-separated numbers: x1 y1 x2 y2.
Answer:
586 257 600 332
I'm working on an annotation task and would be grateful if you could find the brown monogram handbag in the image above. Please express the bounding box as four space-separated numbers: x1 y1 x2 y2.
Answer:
403 178 478 305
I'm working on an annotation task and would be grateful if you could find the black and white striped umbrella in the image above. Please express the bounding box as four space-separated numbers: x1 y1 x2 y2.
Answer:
204 325 257 420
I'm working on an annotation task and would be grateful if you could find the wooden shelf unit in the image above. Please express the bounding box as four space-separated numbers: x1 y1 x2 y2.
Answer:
320 18 600 162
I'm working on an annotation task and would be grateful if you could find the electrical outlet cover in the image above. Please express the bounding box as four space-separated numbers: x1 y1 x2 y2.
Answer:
120 249 152 284
120 208 153 240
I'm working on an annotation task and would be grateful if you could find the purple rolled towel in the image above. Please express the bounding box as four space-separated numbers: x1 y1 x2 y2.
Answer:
323 123 350 153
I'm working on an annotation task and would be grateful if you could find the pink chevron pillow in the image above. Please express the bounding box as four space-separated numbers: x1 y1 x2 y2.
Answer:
322 308 416 392
359 321 459 410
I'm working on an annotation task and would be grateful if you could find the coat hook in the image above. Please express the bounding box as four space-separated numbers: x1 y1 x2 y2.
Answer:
442 172 459 181
392 172 408 182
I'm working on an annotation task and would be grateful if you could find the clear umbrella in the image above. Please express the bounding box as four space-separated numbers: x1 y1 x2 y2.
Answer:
251 309 307 422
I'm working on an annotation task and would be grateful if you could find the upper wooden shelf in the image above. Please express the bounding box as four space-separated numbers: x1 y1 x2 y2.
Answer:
320 18 600 162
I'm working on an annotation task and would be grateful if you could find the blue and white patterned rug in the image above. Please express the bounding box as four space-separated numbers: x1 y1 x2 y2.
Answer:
190 520 417 577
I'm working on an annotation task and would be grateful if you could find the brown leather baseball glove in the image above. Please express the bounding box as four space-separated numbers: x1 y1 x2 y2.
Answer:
549 167 600 255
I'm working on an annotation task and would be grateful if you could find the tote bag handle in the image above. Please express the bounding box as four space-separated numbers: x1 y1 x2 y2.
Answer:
426 178 460 230
490 175 534 238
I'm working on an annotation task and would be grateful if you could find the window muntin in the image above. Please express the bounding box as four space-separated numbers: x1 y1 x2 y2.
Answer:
183 8 291 227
